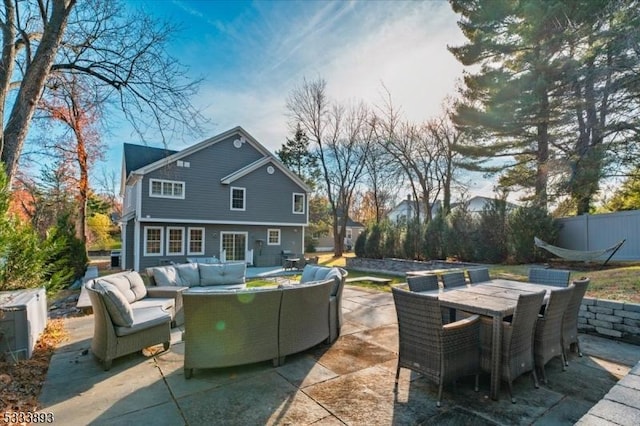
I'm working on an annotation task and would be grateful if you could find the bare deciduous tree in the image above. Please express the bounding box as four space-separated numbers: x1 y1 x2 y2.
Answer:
287 78 372 256
0 0 205 184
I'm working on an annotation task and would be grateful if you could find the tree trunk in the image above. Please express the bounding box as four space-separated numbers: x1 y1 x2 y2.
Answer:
1 0 75 184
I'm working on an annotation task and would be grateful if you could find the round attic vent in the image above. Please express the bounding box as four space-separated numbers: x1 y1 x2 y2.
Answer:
267 166 275 174
233 139 242 148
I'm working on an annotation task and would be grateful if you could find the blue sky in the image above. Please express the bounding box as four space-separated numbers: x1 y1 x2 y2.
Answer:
95 0 483 195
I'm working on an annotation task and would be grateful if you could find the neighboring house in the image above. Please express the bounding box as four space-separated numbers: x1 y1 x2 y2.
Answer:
312 216 365 252
451 195 518 215
120 126 310 271
387 196 442 223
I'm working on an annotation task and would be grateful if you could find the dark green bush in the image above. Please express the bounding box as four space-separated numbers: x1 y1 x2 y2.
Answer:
446 205 476 261
507 205 558 263
423 212 446 260
354 229 367 257
402 218 422 260
474 198 509 263
364 223 383 259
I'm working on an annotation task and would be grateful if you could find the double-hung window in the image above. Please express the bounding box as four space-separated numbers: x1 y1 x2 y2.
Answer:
144 227 163 256
230 187 246 211
166 227 184 255
293 193 305 214
267 229 281 245
149 179 185 199
188 227 205 255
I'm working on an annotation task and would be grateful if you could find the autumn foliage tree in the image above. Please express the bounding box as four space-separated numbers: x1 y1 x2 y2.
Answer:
38 75 103 243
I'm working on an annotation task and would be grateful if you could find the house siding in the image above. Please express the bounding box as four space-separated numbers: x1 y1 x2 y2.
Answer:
139 135 306 224
136 222 304 270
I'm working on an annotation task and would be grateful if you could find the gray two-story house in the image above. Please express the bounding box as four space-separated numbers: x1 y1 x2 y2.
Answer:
120 126 310 271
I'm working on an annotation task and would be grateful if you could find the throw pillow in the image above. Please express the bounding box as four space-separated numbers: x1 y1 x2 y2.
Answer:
152 266 184 287
175 263 200 287
95 280 134 327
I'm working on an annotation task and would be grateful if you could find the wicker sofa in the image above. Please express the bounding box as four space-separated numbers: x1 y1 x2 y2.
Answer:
145 262 248 326
183 278 337 378
182 265 347 378
84 271 173 370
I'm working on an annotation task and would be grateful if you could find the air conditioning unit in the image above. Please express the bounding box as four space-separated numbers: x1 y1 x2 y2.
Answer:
0 287 47 361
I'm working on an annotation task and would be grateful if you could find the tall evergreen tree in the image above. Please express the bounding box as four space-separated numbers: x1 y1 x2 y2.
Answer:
276 123 320 190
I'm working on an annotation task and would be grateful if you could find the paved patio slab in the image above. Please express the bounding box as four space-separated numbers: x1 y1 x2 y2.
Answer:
38 285 640 425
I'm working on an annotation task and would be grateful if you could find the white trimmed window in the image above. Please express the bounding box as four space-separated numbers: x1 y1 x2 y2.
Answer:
230 187 246 211
293 193 305 214
188 227 205 255
166 227 185 255
149 179 185 199
267 229 281 245
144 226 163 256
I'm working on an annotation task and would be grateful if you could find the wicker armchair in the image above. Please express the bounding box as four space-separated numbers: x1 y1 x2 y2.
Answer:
534 286 574 383
528 268 570 287
481 290 546 403
392 286 481 407
85 281 171 371
562 278 590 364
407 275 439 292
468 268 491 284
441 271 467 288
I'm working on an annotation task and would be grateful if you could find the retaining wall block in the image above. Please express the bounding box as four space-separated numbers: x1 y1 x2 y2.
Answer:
589 306 614 315
595 327 623 338
623 303 640 313
582 297 596 306
595 313 624 324
614 324 640 335
596 299 624 310
616 310 640 320
589 319 613 329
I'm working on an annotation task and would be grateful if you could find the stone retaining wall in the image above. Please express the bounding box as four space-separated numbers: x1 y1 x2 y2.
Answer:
345 257 479 276
580 297 640 345
346 257 640 345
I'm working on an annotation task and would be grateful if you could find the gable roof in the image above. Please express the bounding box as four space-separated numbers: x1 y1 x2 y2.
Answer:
123 126 311 192
123 143 178 177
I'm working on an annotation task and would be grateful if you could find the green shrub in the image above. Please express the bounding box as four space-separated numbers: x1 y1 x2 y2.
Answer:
423 212 446 260
507 205 558 263
446 205 476 261
364 223 383 259
354 229 367 257
402 218 422 260
44 214 88 293
474 198 509 263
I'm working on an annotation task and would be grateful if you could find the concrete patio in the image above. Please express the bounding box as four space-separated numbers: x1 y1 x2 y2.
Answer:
39 286 639 425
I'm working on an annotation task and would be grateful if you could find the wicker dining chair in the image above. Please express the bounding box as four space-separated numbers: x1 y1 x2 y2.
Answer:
468 268 491 284
392 286 481 407
480 290 546 403
441 271 467 288
407 275 439 292
534 286 574 383
562 278 590 364
528 268 571 287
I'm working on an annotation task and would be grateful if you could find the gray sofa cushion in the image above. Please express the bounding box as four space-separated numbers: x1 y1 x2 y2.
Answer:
115 306 171 337
99 272 138 303
175 263 200 287
151 265 185 287
125 270 148 301
95 280 134 327
324 268 343 295
301 265 320 283
199 262 246 286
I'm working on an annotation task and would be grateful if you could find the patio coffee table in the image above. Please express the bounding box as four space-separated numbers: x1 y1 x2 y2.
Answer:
420 279 557 400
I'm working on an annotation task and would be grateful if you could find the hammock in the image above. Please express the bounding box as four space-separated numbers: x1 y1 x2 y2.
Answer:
534 237 625 264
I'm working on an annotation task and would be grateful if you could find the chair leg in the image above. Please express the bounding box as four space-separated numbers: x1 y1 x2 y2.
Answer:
437 382 443 407
474 374 479 392
163 341 170 352
184 368 193 379
507 380 515 404
576 339 583 357
103 358 112 371
394 366 401 393
563 346 569 367
561 353 567 371
539 365 547 384
532 368 540 389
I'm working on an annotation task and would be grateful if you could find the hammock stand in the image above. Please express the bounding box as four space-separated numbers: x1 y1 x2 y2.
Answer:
534 237 626 269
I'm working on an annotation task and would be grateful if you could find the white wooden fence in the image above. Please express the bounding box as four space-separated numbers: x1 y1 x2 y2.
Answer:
556 210 640 260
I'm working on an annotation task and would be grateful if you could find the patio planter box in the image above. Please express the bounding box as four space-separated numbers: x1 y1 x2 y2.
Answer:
0 287 48 361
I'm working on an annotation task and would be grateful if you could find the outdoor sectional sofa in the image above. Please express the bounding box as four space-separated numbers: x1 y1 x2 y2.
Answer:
182 265 348 378
145 261 248 326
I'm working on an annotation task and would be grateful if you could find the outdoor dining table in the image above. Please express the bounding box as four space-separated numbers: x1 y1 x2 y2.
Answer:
418 279 559 400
